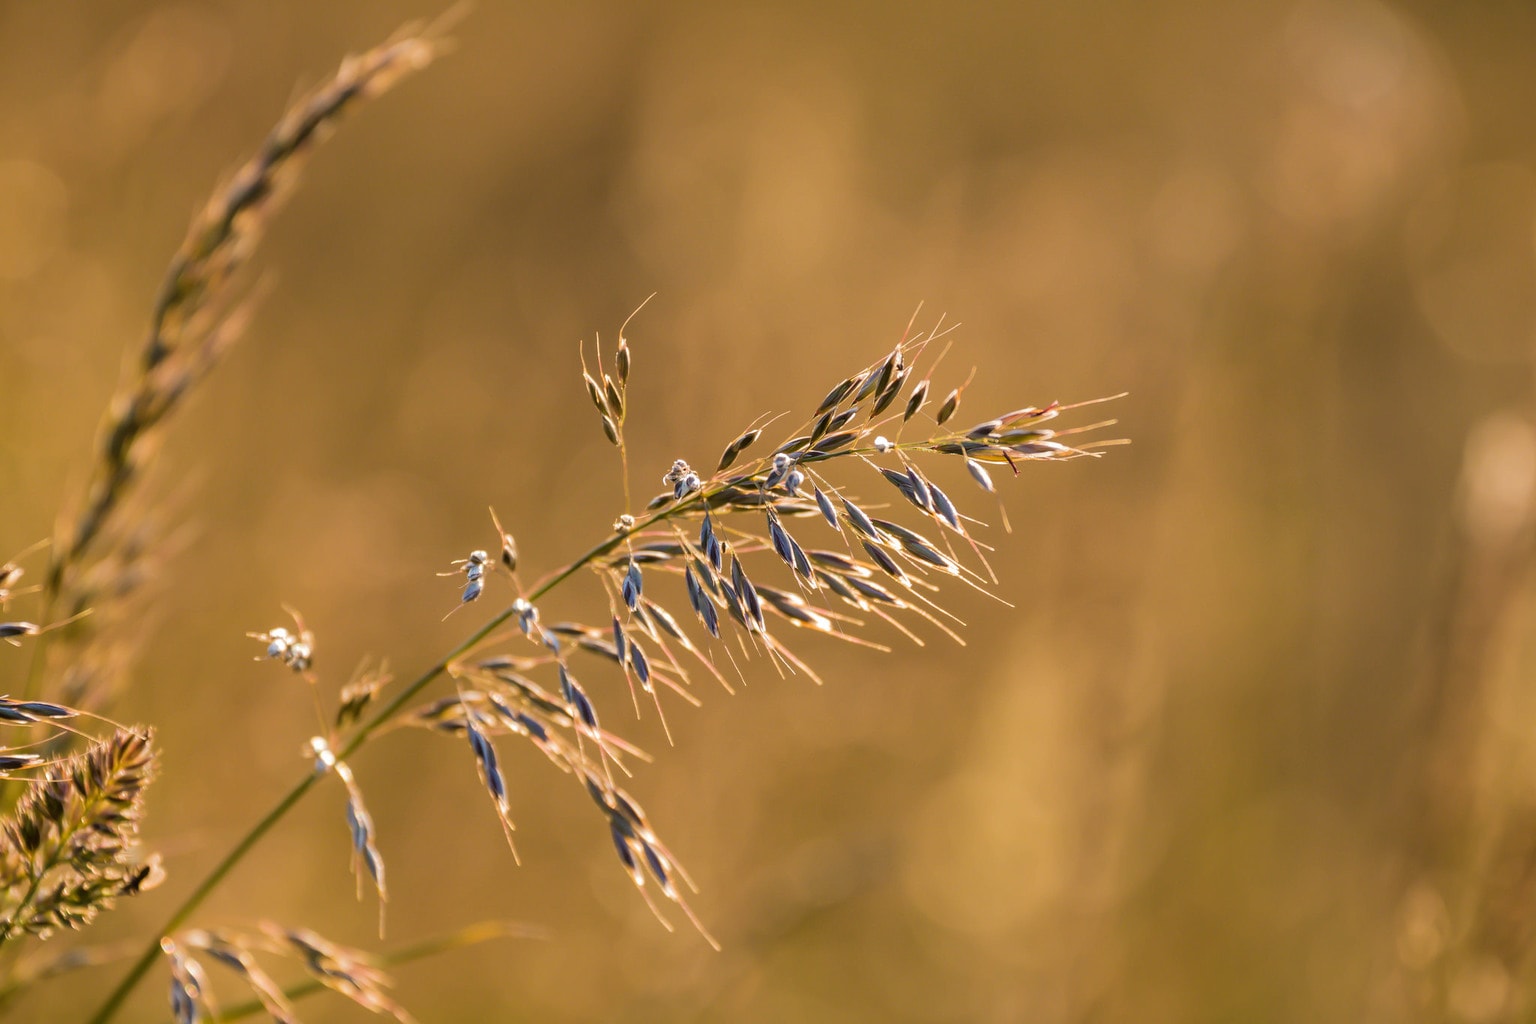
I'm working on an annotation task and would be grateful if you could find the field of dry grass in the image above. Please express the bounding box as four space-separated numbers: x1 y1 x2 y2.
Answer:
4 2 1536 1021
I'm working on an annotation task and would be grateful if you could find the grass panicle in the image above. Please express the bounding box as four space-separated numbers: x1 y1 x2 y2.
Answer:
334 312 1123 960
79 302 1120 1021
0 17 1125 1024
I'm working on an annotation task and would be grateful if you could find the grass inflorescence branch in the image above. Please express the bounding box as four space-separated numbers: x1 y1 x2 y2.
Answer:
86 305 1121 1021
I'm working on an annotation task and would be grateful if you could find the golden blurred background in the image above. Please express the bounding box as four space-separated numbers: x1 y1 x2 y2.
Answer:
4 0 1536 1020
